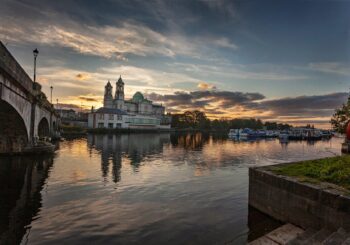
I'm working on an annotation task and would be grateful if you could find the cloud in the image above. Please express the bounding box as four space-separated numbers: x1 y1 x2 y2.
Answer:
146 90 265 109
212 37 238 50
78 96 99 102
55 103 81 110
147 90 347 126
197 82 217 90
76 73 91 80
0 15 238 61
170 62 308 81
35 64 199 108
200 0 238 18
260 92 348 118
308 62 350 76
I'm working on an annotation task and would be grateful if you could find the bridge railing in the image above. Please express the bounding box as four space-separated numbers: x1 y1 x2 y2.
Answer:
0 42 34 94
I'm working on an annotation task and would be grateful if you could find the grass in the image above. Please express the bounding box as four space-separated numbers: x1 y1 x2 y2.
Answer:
271 155 350 190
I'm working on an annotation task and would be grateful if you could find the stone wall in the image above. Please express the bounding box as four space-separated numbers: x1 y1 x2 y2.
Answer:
249 166 350 230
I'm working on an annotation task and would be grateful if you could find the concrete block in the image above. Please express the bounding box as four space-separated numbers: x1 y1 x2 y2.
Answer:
265 224 304 244
249 166 350 232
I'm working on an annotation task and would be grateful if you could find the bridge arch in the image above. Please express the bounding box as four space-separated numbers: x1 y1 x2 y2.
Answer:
0 100 29 153
38 117 50 138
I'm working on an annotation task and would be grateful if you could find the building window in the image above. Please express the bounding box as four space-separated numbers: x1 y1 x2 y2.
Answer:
108 123 113 128
98 123 104 128
98 114 104 119
125 117 131 123
117 115 122 120
109 114 114 120
116 123 122 128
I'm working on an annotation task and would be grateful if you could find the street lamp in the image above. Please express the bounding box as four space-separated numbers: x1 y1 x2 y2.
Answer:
33 48 39 83
50 86 53 104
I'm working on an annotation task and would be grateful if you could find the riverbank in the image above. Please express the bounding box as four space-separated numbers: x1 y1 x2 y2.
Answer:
61 126 229 135
60 125 87 136
249 157 350 231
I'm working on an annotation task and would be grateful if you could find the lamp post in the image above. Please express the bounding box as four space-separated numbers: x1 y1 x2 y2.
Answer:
50 86 53 104
30 48 39 144
33 48 39 83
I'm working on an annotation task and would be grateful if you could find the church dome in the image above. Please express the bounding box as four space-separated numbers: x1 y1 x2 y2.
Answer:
132 92 144 102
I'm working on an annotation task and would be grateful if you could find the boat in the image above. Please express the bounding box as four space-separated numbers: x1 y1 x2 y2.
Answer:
266 130 278 138
228 129 240 137
240 128 256 138
302 129 322 141
320 130 332 138
279 130 289 140
289 129 303 140
255 130 266 137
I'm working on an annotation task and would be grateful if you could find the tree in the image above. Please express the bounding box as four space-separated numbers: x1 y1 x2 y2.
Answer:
170 110 293 131
331 94 350 133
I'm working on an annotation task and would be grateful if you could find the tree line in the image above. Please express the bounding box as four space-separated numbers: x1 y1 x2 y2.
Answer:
170 110 292 131
169 92 350 133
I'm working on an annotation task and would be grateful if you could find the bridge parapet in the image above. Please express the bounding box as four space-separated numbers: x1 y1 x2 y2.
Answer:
0 42 60 154
0 42 34 95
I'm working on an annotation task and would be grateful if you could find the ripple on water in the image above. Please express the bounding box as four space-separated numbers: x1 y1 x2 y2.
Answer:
0 134 342 245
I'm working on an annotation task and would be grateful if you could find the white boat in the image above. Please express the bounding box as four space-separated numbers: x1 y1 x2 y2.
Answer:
228 128 253 138
240 128 255 138
228 129 240 137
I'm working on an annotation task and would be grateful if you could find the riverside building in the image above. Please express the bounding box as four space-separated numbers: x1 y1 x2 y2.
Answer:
88 76 171 130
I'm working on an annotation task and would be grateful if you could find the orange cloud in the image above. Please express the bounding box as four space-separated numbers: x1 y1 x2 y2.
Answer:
197 82 217 90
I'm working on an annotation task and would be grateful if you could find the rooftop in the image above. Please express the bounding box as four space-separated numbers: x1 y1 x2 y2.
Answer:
95 107 127 115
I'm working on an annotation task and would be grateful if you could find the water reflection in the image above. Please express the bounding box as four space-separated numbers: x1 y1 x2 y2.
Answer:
170 132 210 150
87 134 171 183
0 133 343 245
0 154 53 245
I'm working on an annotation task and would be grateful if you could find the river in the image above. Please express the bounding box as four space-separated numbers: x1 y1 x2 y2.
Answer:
0 133 343 245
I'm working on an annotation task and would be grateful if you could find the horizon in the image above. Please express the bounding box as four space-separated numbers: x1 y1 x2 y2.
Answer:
1 0 350 128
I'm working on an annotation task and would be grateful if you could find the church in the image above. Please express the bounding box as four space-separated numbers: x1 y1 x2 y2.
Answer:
88 76 171 130
103 76 165 116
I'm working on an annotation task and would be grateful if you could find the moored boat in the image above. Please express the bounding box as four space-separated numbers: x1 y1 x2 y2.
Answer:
228 129 240 137
279 130 289 140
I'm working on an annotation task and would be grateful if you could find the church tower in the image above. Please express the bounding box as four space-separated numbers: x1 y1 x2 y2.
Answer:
114 76 125 110
103 81 113 108
115 76 124 100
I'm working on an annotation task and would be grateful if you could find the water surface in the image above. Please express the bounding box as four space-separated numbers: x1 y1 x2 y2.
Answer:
0 133 343 245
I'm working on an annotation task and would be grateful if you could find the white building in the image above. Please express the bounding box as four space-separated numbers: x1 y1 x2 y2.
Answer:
88 76 171 130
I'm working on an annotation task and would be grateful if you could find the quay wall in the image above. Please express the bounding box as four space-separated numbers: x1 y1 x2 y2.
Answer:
249 166 350 230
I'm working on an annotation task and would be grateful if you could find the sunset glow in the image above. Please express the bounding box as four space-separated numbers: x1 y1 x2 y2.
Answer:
1 0 349 128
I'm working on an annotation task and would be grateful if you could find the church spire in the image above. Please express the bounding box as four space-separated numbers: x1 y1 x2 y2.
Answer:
103 80 113 108
115 75 125 100
117 75 124 85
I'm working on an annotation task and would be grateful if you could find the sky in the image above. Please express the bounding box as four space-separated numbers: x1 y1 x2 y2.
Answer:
1 0 350 128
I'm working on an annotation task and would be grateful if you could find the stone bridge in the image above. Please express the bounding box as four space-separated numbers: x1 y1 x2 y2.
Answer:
0 42 59 154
